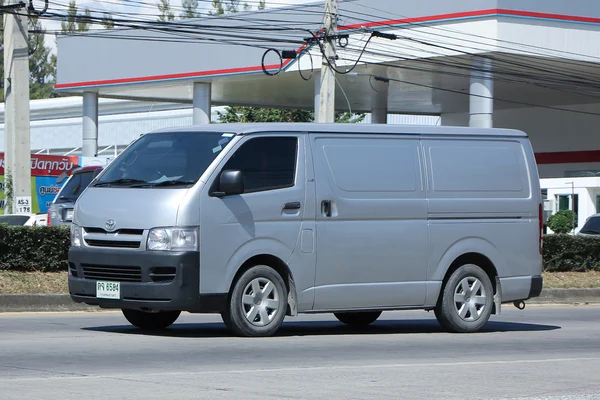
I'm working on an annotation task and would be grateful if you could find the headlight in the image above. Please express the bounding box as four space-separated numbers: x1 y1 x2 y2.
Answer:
70 224 82 247
147 227 198 251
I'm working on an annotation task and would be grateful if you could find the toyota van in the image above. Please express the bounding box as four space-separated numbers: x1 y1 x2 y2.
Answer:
68 123 543 336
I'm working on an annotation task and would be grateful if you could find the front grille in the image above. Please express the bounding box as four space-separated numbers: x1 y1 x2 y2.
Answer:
150 267 177 283
82 264 142 282
85 239 140 249
85 227 144 235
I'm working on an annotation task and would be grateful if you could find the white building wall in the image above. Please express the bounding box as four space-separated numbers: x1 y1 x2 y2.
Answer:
499 19 600 62
541 177 600 233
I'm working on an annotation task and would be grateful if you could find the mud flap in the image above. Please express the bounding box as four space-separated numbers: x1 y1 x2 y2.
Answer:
287 275 298 316
493 276 502 315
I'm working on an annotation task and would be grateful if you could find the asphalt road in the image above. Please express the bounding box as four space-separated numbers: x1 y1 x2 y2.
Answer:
1 306 600 400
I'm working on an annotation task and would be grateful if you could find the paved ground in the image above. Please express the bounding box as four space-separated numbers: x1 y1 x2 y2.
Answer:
1 306 600 400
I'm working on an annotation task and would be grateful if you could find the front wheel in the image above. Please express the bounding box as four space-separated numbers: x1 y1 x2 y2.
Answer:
121 309 181 330
435 264 494 333
334 311 381 327
224 265 288 337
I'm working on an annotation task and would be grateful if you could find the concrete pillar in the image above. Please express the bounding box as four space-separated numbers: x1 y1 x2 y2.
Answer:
4 12 32 214
193 82 211 124
82 92 99 157
469 58 494 128
313 71 321 122
371 77 389 124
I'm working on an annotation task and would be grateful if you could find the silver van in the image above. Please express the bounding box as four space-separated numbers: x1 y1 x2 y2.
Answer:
48 166 104 226
68 123 543 336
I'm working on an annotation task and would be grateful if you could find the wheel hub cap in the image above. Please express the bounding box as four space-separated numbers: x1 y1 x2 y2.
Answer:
453 277 487 322
242 277 280 327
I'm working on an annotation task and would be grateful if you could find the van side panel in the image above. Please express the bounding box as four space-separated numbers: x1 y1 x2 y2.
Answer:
423 137 541 303
311 135 428 310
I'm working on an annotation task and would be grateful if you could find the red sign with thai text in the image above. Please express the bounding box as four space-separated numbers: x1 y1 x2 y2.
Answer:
0 153 80 176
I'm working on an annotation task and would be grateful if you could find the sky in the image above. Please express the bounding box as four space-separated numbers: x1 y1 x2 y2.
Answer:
39 0 316 53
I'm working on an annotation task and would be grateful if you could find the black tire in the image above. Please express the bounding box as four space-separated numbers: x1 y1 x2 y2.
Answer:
435 264 494 333
121 309 181 330
225 265 288 337
334 311 382 327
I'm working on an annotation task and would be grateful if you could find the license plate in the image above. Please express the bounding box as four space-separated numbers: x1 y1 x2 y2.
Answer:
96 281 120 299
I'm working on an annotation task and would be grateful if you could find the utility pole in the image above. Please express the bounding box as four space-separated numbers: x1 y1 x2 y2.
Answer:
3 1 32 214
317 0 338 123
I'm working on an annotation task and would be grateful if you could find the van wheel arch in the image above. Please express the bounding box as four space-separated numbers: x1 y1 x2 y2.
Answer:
228 254 298 317
439 253 499 313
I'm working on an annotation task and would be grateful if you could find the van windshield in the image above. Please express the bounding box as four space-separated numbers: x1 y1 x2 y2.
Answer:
94 131 234 188
55 170 96 203
580 216 600 234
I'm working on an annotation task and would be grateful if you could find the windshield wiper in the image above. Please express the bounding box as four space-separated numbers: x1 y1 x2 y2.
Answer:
94 178 148 187
141 180 197 188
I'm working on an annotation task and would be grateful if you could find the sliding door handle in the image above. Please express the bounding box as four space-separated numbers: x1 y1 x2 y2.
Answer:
283 202 301 210
322 200 332 217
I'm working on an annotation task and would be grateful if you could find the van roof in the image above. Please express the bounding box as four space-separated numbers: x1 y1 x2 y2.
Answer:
148 123 527 137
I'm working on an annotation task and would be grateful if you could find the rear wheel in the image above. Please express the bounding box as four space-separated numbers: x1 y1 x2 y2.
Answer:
435 264 494 333
334 311 381 327
121 309 181 330
224 265 288 337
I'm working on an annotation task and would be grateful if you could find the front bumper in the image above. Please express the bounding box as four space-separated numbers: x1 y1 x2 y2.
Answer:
68 247 226 313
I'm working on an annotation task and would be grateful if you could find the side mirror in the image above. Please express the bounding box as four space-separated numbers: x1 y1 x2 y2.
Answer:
213 170 244 197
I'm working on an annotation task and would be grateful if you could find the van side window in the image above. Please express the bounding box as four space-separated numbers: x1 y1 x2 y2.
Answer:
222 137 297 193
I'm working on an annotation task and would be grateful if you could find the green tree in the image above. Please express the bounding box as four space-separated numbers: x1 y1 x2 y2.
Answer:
180 0 201 19
29 18 57 99
208 0 225 15
209 0 253 15
61 0 92 33
4 169 13 214
0 0 56 100
547 210 578 234
102 13 115 29
335 111 366 124
217 107 313 123
157 0 175 22
216 107 365 124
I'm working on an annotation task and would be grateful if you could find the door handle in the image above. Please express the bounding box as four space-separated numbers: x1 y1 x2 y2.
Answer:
283 202 301 210
322 200 332 217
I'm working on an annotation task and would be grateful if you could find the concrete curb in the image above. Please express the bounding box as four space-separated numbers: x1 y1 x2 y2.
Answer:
0 294 100 312
1 289 599 312
527 288 600 305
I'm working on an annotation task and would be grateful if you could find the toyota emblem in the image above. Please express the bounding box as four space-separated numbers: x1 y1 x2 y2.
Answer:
105 219 116 231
